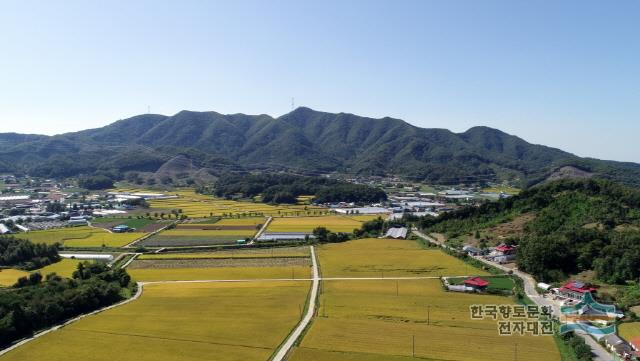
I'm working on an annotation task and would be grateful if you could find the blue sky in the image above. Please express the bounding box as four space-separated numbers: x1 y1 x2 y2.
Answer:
0 0 638 162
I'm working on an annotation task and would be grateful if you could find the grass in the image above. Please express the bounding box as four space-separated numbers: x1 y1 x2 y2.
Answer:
128 265 311 282
19 227 143 247
317 238 489 278
619 322 640 340
1 281 310 361
290 279 560 361
267 215 374 233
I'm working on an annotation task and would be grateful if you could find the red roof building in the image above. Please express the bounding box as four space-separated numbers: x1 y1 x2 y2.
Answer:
558 281 597 300
495 245 516 253
464 277 489 288
628 337 640 352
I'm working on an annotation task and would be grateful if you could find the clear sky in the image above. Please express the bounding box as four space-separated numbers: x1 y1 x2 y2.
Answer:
0 0 638 162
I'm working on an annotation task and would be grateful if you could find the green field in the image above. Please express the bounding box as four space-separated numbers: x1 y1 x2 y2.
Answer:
1 281 310 361
317 238 487 277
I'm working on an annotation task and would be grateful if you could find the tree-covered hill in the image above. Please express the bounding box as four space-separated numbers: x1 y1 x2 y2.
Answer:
420 179 640 283
209 173 387 204
1 107 639 186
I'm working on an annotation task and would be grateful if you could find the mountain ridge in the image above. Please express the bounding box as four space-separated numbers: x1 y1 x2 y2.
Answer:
1 107 639 187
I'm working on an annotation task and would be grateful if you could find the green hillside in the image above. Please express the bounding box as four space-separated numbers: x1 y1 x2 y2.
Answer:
421 179 640 283
0 107 639 186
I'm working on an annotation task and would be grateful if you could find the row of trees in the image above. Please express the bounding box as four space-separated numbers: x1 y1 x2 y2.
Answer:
0 236 60 270
209 173 387 204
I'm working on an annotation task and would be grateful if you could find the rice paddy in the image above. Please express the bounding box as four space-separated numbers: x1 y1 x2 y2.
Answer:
0 268 29 286
619 322 640 340
144 188 323 218
267 215 377 233
0 259 83 286
19 227 143 247
290 279 560 361
1 281 311 361
317 238 487 277
128 265 311 282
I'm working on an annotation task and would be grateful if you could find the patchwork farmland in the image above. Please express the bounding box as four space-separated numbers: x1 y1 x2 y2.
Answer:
0 193 564 361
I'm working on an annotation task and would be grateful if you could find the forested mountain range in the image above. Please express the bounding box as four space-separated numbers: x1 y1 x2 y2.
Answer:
1 107 639 186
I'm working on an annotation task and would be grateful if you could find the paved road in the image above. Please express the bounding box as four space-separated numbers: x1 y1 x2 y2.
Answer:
413 229 613 361
272 245 319 361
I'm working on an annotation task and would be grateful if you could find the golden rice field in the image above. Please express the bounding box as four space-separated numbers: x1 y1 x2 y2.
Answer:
0 259 83 286
144 188 324 218
0 268 29 286
19 227 143 247
1 281 310 361
128 265 311 282
37 259 83 278
267 215 378 233
290 279 560 361
619 322 640 340
317 238 487 277
137 246 310 260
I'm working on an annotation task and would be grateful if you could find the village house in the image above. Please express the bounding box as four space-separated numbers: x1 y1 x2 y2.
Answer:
558 280 597 301
603 334 634 360
488 244 517 263
463 277 489 291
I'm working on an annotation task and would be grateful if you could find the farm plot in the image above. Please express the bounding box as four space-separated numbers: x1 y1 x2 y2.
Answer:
619 322 640 340
0 259 83 286
290 279 560 361
127 255 311 282
317 238 488 278
91 217 167 233
138 246 310 260
1 281 310 361
19 227 143 247
267 215 374 233
138 229 254 247
146 188 323 218
0 269 29 286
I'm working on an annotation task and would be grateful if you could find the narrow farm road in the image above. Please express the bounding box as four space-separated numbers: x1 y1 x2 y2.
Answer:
0 282 144 357
412 229 612 361
271 245 319 361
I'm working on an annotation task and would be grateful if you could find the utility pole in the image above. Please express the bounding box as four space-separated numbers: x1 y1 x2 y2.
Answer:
427 305 431 325
412 334 415 357
396 280 399 296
